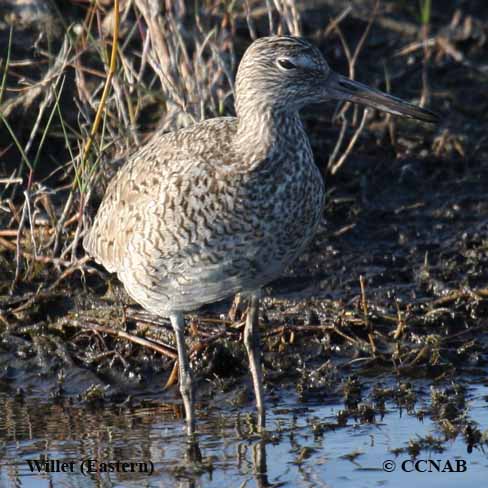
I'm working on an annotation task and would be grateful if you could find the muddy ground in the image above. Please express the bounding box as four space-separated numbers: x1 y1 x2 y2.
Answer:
1 0 488 476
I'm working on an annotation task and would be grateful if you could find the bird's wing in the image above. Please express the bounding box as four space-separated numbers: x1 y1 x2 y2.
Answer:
116 161 272 313
83 117 238 273
83 117 274 311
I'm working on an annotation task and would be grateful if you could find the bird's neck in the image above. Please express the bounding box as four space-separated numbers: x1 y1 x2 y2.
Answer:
234 103 306 169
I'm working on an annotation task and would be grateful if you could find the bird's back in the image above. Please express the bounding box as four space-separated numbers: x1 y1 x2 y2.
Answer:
84 115 324 315
84 117 238 273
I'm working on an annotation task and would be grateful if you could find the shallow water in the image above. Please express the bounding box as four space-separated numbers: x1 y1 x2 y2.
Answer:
1 382 487 488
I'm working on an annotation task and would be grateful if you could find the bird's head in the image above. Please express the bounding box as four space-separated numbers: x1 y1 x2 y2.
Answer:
235 36 438 123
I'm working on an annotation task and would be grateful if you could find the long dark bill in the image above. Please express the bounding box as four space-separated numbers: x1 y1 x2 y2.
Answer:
328 72 439 124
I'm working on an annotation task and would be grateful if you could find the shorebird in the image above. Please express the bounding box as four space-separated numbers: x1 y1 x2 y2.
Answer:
83 36 438 436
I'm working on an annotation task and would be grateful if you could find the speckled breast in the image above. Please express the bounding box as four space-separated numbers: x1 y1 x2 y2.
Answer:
240 146 325 285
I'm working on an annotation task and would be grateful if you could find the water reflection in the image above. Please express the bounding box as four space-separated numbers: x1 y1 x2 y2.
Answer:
252 440 271 487
1 390 487 487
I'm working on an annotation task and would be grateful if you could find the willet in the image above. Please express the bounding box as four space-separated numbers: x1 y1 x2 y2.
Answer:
83 36 438 436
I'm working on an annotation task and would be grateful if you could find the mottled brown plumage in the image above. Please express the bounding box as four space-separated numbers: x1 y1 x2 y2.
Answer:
84 36 438 436
84 37 329 315
84 115 323 313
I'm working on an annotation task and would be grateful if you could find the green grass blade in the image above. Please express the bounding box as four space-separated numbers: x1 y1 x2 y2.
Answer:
0 111 33 172
32 76 67 170
0 24 13 106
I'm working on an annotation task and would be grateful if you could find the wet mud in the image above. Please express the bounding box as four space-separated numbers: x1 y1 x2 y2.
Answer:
1 0 488 486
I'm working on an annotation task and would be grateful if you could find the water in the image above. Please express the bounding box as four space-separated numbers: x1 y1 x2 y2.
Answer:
1 383 487 488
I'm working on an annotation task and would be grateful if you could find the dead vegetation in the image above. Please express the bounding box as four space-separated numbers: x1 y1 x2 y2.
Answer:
0 1 488 452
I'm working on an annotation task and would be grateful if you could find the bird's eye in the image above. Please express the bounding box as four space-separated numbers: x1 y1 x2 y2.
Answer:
277 58 296 70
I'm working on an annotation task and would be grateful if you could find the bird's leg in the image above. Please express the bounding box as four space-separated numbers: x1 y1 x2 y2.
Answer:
170 312 195 436
252 440 270 488
243 292 265 431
